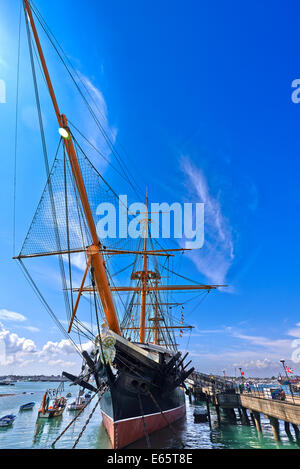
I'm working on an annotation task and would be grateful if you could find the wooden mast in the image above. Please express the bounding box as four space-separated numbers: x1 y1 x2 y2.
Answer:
23 0 121 335
139 190 149 343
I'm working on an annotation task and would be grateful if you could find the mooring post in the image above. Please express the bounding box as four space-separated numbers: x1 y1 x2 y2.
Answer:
284 421 294 441
292 424 300 439
249 411 256 426
215 404 221 425
253 411 262 435
269 416 280 442
241 407 250 425
205 393 212 429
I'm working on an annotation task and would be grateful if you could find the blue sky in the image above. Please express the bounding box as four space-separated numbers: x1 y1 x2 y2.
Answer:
0 0 300 377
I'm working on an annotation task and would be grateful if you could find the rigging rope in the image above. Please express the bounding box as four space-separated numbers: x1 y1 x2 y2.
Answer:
24 9 72 323
13 3 22 257
17 259 82 356
29 0 144 202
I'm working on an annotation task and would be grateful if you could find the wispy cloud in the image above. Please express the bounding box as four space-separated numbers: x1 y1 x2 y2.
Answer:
187 323 300 376
74 72 118 169
20 326 40 333
0 309 26 322
230 331 291 351
180 156 234 285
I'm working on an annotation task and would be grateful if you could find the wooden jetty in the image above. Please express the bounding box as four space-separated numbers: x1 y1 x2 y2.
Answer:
187 371 300 442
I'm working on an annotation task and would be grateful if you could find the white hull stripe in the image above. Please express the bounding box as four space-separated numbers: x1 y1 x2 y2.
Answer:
101 403 185 424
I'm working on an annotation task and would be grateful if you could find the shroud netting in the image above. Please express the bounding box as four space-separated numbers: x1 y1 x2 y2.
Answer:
19 143 139 257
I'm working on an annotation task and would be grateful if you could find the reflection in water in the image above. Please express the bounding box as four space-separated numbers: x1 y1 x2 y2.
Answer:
33 417 63 446
1 382 300 449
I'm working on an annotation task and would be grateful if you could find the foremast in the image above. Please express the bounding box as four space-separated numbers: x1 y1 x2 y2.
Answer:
23 0 121 335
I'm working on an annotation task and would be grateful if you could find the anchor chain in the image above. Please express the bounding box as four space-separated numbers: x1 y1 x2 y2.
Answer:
51 383 108 448
72 385 108 449
137 390 151 449
145 386 185 448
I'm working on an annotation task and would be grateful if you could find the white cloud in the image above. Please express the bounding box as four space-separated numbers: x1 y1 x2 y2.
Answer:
0 323 37 359
181 156 234 285
63 252 87 272
234 358 273 370
48 359 76 367
40 339 76 356
0 323 86 374
21 326 40 333
0 309 26 322
287 323 300 338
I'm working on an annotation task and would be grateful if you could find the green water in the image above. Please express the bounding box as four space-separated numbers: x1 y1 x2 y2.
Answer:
0 382 299 449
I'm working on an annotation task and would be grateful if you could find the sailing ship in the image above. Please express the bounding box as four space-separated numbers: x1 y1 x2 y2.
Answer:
14 0 224 448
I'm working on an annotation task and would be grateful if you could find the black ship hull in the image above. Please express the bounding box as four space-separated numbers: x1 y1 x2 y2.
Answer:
64 333 194 449
101 383 185 448
97 336 193 448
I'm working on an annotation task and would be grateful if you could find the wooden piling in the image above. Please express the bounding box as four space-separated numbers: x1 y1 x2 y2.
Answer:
242 407 250 425
215 404 221 425
269 416 280 442
284 421 292 436
249 411 256 426
205 393 212 429
284 420 294 442
292 424 300 439
253 411 262 435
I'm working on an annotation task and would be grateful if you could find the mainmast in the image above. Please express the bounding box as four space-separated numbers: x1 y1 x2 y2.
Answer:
139 191 149 343
23 0 121 335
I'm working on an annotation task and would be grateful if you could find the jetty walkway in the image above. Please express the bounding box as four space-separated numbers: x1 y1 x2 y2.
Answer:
187 371 300 442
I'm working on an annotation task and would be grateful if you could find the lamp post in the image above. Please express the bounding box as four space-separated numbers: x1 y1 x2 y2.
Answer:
222 369 227 389
238 368 244 394
280 359 295 404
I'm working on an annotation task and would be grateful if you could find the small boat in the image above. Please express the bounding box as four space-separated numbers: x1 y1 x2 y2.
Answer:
20 402 35 411
0 380 15 386
67 395 85 411
66 393 72 398
0 415 16 427
37 391 66 419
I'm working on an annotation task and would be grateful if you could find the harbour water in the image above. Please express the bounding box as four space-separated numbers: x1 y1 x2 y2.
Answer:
0 381 299 449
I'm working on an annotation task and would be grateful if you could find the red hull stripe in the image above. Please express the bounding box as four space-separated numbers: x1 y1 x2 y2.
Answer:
101 404 186 449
